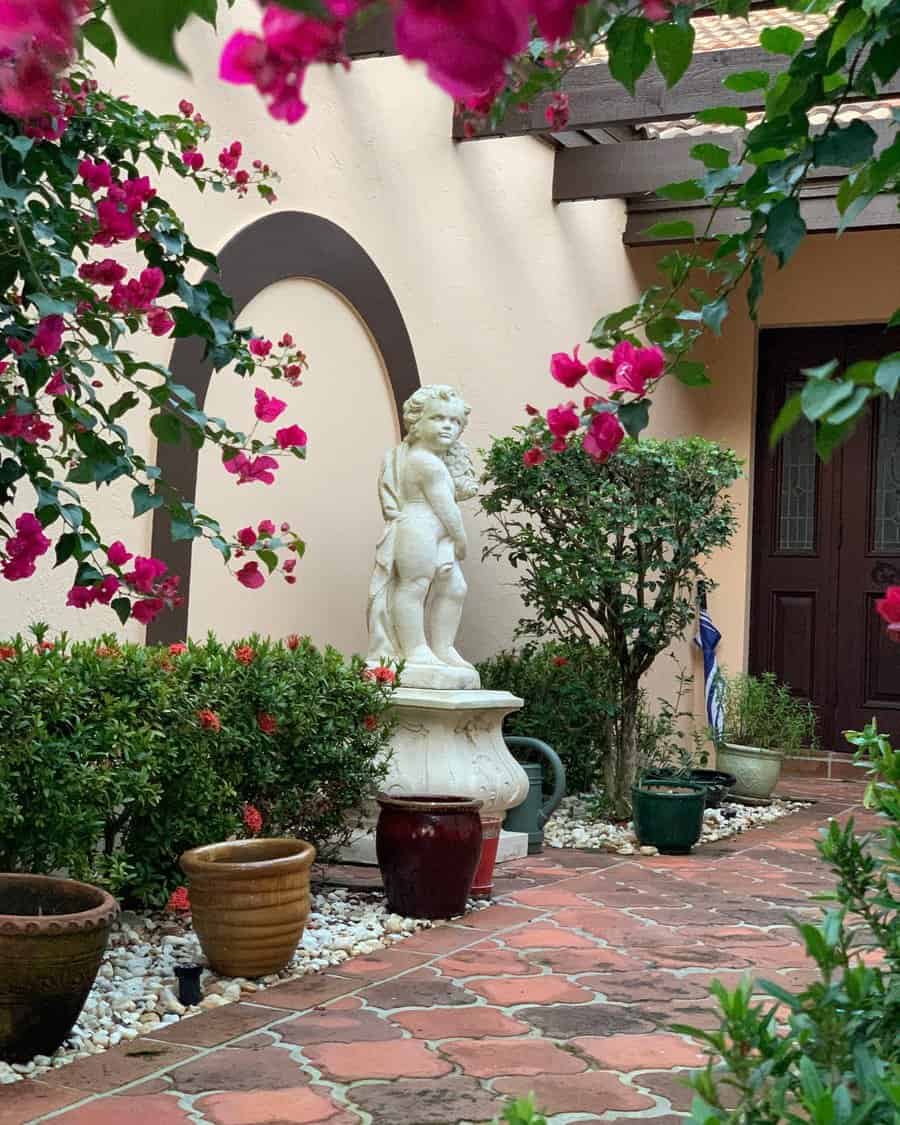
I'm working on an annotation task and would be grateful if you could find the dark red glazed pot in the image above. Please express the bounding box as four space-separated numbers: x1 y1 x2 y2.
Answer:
375 795 483 919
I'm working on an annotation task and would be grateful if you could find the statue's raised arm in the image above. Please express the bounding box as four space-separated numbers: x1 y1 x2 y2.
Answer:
366 385 480 690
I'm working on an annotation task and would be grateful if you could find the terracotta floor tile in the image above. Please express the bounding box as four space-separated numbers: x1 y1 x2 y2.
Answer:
50 1093 192 1124
334 948 432 980
305 1039 452 1081
389 1005 529 1039
362 971 478 1010
279 1005 403 1045
345 1076 502 1123
517 1003 656 1038
392 925 480 955
502 925 598 950
256 973 359 1010
439 1036 587 1078
574 1032 705 1070
494 1071 655 1114
145 1002 285 1047
518 947 649 974
197 1085 351 1124
505 886 600 908
0 1080 91 1125
39 1039 199 1093
166 1045 309 1094
433 944 538 979
459 904 544 929
466 974 595 1006
575 971 716 1003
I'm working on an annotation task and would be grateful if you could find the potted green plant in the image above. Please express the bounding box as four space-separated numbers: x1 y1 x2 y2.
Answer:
715 672 818 799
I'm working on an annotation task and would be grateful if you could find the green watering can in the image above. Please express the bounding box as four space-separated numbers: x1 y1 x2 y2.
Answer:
503 736 566 854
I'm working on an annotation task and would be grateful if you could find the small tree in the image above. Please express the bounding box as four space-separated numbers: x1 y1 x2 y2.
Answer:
481 427 740 817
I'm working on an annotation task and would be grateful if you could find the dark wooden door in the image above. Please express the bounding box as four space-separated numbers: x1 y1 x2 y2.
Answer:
751 324 900 750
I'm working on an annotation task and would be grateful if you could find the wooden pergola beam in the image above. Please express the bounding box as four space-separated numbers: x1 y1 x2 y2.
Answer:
345 6 396 57
623 183 899 243
553 120 896 201
456 45 900 138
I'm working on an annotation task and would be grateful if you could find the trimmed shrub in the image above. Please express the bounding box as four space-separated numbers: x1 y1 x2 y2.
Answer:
476 640 616 793
0 633 392 905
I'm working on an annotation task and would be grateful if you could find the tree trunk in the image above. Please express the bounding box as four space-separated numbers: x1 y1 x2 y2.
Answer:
604 686 640 819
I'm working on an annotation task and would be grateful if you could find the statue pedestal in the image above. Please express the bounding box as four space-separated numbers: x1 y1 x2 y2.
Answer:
341 688 530 865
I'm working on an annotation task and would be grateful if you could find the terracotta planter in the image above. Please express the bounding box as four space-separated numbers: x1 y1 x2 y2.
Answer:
376 795 483 919
0 873 118 1062
718 743 785 799
471 814 503 900
180 838 315 978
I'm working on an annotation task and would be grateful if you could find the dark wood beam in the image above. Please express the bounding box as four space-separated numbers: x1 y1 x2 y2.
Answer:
554 120 895 201
345 6 396 57
456 45 900 138
623 183 899 243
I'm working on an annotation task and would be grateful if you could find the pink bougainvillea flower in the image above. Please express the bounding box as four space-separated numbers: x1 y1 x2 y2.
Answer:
524 403 540 416
66 584 95 609
180 148 204 171
219 31 267 83
45 370 70 396
236 560 266 589
523 446 546 466
178 99 194 116
236 526 257 548
1 511 50 581
92 198 139 245
166 885 191 911
106 540 133 567
550 345 587 389
254 387 287 422
642 0 671 20
131 597 165 624
242 803 264 835
257 712 278 734
249 337 273 358
32 314 65 357
257 519 276 537
583 410 625 462
125 555 168 593
544 90 569 130
197 708 222 731
275 424 307 450
875 586 900 625
533 0 582 41
224 453 280 485
0 408 52 444
395 0 529 99
77 158 113 192
546 401 579 439
109 267 164 314
588 341 665 397
79 258 127 286
94 575 120 605
146 306 175 337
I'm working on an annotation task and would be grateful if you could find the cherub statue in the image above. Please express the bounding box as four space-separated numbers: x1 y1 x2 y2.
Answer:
366 384 481 690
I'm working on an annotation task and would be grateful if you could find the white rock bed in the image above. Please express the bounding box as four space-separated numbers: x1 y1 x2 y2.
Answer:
544 794 809 854
0 886 449 1085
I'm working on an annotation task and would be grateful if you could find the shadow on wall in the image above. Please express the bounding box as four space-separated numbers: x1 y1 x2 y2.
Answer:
148 211 421 645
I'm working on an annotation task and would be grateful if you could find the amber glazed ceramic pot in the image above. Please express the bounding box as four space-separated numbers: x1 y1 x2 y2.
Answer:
0 873 119 1062
376 795 483 919
180 838 316 978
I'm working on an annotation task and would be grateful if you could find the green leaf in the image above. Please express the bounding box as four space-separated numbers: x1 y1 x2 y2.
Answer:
656 179 706 201
132 484 164 517
770 392 803 446
618 400 650 437
30 294 76 318
108 0 187 69
258 548 279 574
765 197 806 267
652 22 694 88
760 25 805 56
189 0 218 25
644 220 695 240
813 120 878 168
722 69 770 92
81 16 118 61
801 378 854 421
170 516 202 541
690 143 731 170
802 358 840 381
695 106 748 128
108 391 139 421
827 385 869 425
150 413 182 444
673 360 710 386
828 7 868 61
701 297 729 335
875 352 900 397
111 597 132 626
607 17 653 95
747 256 764 320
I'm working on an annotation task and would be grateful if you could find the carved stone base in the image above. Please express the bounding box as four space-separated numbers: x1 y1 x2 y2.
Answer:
340 688 530 864
396 663 480 690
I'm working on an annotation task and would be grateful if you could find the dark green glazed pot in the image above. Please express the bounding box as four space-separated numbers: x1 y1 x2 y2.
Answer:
631 779 706 855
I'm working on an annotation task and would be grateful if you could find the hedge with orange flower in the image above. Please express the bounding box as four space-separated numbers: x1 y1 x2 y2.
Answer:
0 629 393 905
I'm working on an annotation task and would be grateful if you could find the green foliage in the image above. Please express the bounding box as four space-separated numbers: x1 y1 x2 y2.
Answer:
718 671 819 753
481 429 740 815
498 1095 547 1125
683 722 900 1124
0 633 392 905
476 640 617 794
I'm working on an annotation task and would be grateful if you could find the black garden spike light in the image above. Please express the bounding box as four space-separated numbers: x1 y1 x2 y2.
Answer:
174 964 203 1007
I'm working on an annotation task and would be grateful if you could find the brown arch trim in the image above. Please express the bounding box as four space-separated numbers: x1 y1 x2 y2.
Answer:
147 210 420 644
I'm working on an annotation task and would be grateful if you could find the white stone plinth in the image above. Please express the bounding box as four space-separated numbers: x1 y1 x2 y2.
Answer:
340 688 530 864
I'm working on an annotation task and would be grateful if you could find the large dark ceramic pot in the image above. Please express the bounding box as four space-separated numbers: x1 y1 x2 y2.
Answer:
376 795 483 919
642 768 737 808
0 874 119 1062
632 780 707 855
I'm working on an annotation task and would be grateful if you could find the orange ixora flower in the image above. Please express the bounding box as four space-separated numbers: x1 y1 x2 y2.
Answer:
285 633 300 650
257 712 278 735
0 645 15 660
197 708 221 732
166 886 191 912
363 714 378 731
242 803 264 835
169 642 188 655
234 644 255 665
96 645 120 658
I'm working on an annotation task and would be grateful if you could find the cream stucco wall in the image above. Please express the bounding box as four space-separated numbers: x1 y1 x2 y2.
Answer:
5 3 641 659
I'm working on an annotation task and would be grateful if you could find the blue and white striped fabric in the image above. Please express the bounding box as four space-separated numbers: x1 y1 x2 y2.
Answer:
695 604 725 740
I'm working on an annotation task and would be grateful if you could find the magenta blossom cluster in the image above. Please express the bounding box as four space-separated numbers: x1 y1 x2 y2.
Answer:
75 159 157 247
176 103 279 202
233 518 300 589
79 258 175 338
0 0 92 121
65 541 182 624
523 340 666 466
1 512 50 581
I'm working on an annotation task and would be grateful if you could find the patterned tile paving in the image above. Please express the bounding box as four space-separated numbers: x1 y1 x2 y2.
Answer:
1 779 875 1125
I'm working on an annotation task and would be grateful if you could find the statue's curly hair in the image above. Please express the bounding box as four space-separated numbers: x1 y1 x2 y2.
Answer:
402 385 478 501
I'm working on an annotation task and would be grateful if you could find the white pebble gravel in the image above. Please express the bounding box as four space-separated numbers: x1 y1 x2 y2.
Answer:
2 886 436 1084
544 794 808 853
